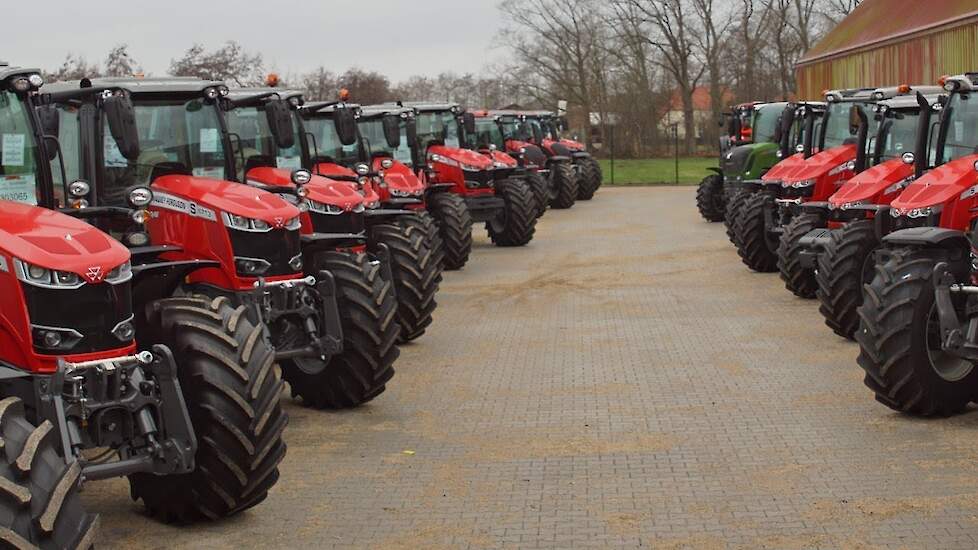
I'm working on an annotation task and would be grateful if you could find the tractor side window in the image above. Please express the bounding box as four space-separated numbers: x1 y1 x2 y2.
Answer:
0 92 42 205
301 116 359 166
48 104 81 208
942 93 978 163
879 111 919 162
752 107 779 144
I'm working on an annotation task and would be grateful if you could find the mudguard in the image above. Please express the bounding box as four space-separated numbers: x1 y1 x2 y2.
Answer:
882 227 970 249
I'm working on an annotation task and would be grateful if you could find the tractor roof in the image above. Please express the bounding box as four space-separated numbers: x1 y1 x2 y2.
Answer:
393 101 464 113
0 65 41 83
877 91 945 111
227 87 304 105
942 73 978 92
358 104 414 120
86 76 226 94
823 87 884 102
300 101 361 116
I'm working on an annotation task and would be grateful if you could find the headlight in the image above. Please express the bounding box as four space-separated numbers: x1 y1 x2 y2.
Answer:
306 200 344 215
221 212 280 232
907 205 942 218
840 200 866 210
460 163 482 171
389 188 421 198
903 152 916 165
285 217 302 230
355 163 370 176
234 257 272 276
291 169 312 185
14 259 102 289
381 159 394 169
519 147 527 154
795 144 804 153
204 87 219 99
776 150 784 158
786 179 815 188
128 186 153 207
106 261 133 284
68 180 90 197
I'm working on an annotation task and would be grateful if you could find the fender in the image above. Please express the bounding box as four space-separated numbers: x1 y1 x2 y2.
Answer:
882 227 970 249
571 151 592 159
707 167 723 176
131 258 221 312
547 155 572 164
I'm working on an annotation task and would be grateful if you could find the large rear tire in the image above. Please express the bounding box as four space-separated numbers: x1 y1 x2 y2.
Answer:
777 212 822 298
576 159 600 200
427 193 472 271
371 222 440 342
288 252 400 408
695 174 725 222
0 397 96 549
733 192 779 272
130 296 287 522
856 247 978 416
524 171 549 219
724 188 750 245
549 163 578 209
816 221 878 339
487 179 537 246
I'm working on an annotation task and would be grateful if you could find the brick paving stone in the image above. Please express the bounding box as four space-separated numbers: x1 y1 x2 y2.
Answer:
85 187 978 549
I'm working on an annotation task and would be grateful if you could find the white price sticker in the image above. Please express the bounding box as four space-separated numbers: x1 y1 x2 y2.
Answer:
2 134 25 167
199 128 220 153
192 166 225 180
277 156 302 169
104 138 127 167
0 174 37 205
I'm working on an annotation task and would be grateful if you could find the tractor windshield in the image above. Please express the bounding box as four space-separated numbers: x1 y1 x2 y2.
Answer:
473 119 505 150
0 91 43 205
940 92 978 163
415 111 460 150
224 104 303 173
300 115 361 166
102 97 227 205
877 109 920 162
752 106 780 143
822 101 876 150
358 117 414 166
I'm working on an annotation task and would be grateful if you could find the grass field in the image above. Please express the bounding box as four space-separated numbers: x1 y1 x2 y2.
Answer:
596 157 716 185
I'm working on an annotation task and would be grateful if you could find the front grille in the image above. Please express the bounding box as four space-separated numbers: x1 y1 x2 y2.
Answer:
463 169 493 188
309 211 366 235
22 280 133 354
229 228 302 277
892 214 939 231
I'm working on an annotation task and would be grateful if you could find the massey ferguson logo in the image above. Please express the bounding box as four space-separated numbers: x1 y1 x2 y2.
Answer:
85 266 103 283
273 217 285 228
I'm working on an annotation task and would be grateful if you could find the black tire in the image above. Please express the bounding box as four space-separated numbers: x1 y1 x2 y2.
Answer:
733 192 779 272
524 171 549 219
816 221 878 339
587 157 603 189
487 179 537 246
696 174 725 222
397 211 444 282
289 251 400 408
0 397 96 549
777 212 822 298
371 222 440 342
724 188 750 245
549 162 578 209
130 296 287 522
856 247 978 416
427 192 473 271
576 159 600 200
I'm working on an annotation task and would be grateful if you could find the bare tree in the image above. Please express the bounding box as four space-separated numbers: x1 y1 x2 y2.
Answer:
691 0 734 146
44 54 101 81
300 67 338 101
337 68 391 104
104 44 141 77
169 41 266 86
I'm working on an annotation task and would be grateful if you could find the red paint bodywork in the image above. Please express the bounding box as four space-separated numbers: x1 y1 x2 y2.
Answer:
0 202 134 373
146 175 303 291
761 153 808 182
245 166 368 236
780 144 858 201
427 145 496 197
828 158 914 208
891 154 978 230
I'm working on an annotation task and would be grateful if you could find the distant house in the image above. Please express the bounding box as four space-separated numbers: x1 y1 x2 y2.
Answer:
657 86 734 148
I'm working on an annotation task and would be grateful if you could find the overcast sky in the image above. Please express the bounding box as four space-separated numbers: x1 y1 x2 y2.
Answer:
7 0 507 82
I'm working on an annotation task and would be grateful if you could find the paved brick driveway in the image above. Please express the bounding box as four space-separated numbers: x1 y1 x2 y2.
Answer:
89 187 978 549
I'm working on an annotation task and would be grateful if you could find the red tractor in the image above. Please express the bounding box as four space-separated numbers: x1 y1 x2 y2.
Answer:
0 65 287 545
395 102 538 255
523 111 602 201
792 89 944 338
42 76 400 414
493 110 579 209
471 110 551 218
222 89 441 342
856 73 978 416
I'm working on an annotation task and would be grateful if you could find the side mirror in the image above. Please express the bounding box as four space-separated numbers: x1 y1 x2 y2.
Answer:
405 118 418 147
264 100 295 150
848 105 863 135
333 106 358 146
461 112 476 136
103 94 140 161
35 106 60 161
382 115 401 148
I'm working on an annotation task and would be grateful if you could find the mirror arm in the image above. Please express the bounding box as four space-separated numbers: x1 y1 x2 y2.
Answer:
43 135 70 205
305 132 321 173
227 133 247 177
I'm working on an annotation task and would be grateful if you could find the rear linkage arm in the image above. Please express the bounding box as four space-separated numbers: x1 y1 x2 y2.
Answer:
933 262 978 361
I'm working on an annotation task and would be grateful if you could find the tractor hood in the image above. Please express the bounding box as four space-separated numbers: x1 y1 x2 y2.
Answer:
428 145 493 170
152 175 300 225
487 150 518 168
559 138 586 151
762 153 808 182
722 143 758 177
891 154 978 211
314 162 357 179
505 140 547 167
829 158 913 207
370 159 424 195
542 139 573 157
0 201 129 279
780 144 857 184
245 167 365 211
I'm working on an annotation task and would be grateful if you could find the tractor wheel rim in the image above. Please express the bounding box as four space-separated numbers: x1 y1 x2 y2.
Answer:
926 303 974 382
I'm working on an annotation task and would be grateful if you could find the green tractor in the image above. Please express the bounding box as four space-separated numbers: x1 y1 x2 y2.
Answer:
696 102 787 223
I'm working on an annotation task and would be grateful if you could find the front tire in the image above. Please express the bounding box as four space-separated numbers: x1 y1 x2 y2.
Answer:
724 188 750 245
130 296 287 522
576 159 600 200
397 211 444 282
487 179 537 246
427 193 473 270
695 174 725 222
371 222 441 342
856 247 978 416
777 212 822 298
524 171 549 218
816 221 878 339
290 251 400 408
549 163 578 209
733 192 779 272
0 397 96 549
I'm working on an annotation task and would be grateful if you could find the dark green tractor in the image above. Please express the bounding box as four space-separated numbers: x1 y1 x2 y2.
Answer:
696 102 787 222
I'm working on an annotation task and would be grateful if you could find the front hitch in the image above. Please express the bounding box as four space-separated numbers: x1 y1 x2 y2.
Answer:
933 262 978 361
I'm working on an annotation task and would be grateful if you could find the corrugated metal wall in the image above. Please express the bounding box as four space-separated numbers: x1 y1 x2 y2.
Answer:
796 22 978 99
